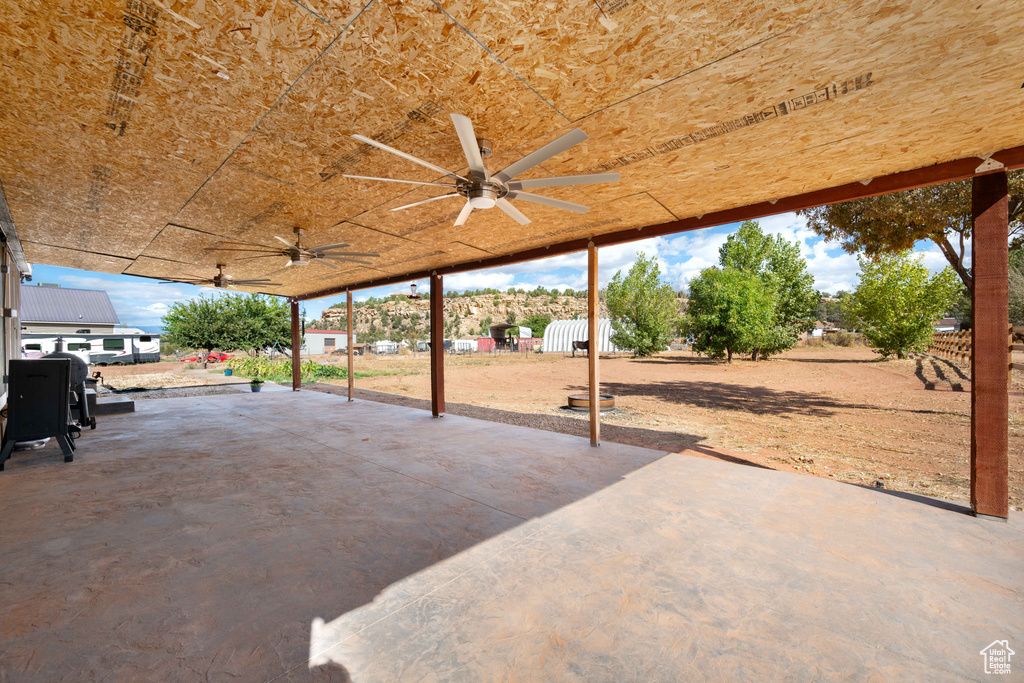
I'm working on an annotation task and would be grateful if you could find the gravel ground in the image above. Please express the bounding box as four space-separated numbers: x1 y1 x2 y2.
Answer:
128 385 251 400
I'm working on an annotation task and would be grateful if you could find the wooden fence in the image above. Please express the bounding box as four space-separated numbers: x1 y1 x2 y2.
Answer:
928 325 1024 373
928 330 971 365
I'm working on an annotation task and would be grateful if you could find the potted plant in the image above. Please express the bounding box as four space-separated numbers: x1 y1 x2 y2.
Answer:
250 378 264 393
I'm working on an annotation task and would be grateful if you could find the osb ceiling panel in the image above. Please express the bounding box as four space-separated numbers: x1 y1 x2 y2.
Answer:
3 0 1024 298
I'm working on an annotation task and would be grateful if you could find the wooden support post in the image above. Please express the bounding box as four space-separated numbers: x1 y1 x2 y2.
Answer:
970 171 1009 519
290 299 301 391
588 242 600 447
347 290 354 402
430 274 445 417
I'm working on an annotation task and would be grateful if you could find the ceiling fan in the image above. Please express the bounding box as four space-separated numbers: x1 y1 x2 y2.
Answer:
208 227 380 269
343 113 619 227
158 264 281 289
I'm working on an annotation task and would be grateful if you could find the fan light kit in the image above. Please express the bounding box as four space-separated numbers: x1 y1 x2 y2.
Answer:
344 113 619 226
158 264 281 289
208 227 381 270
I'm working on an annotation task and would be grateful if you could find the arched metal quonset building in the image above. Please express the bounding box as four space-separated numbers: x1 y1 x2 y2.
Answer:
542 319 620 353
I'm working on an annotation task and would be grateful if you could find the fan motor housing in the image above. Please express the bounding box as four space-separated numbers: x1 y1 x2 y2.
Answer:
468 186 499 209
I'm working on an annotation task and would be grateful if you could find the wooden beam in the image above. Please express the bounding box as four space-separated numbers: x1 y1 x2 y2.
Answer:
588 242 599 447
347 290 354 402
290 299 301 391
296 146 1024 302
970 171 1009 520
430 274 445 418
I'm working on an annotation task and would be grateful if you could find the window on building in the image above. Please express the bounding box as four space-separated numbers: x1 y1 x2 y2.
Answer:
103 339 124 351
324 337 336 346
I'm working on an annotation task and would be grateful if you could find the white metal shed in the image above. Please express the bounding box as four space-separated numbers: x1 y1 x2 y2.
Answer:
541 319 620 353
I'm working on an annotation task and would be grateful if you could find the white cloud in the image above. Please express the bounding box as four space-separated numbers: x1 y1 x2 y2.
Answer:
443 270 516 291
47 272 215 330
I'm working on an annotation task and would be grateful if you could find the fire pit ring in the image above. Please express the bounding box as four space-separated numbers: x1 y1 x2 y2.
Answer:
566 393 616 412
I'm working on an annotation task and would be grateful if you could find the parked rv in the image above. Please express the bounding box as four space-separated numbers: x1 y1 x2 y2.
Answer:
21 328 160 365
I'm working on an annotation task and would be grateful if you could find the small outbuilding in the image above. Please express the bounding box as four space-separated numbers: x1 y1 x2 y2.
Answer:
542 319 620 354
304 329 355 355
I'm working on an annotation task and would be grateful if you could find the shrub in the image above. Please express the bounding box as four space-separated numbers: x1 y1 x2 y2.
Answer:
826 330 859 347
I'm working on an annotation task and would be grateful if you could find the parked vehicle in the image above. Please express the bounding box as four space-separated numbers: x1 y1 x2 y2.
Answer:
180 352 234 363
22 329 160 365
21 337 91 365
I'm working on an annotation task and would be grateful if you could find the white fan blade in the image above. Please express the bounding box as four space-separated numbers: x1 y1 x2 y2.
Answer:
450 113 487 182
505 191 589 214
507 172 619 190
496 198 530 225
343 174 456 188
454 200 473 226
319 251 380 257
309 242 350 251
390 193 460 212
352 134 466 182
274 235 297 248
493 129 588 183
315 258 339 269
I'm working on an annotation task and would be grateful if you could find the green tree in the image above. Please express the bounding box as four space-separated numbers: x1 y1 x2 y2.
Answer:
506 311 517 325
1009 250 1024 326
798 172 1024 294
718 220 818 359
162 293 291 354
522 313 552 338
844 251 961 359
817 295 847 327
683 268 777 362
606 252 679 357
221 294 292 352
162 295 230 354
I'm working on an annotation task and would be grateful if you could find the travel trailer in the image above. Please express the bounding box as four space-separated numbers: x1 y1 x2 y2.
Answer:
21 328 160 365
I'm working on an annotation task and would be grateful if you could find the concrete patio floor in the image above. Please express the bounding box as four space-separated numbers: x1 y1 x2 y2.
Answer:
0 390 1021 681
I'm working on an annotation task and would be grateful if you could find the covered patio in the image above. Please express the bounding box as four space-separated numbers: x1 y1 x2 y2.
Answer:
2 391 1020 680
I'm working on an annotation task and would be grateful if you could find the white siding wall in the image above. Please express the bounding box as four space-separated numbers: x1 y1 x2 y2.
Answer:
541 319 620 353
304 332 352 355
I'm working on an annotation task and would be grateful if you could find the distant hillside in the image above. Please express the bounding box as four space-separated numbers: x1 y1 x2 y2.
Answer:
309 289 611 343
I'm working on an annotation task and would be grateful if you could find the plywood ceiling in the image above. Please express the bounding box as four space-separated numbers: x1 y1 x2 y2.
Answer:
2 0 1023 297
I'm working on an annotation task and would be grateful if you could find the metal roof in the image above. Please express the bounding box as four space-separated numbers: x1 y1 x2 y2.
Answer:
20 286 120 325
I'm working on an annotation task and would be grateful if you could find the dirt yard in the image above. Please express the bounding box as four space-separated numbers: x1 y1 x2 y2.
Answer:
94 361 244 391
317 346 1024 510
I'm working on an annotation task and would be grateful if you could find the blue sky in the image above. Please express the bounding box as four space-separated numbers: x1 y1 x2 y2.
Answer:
29 211 958 332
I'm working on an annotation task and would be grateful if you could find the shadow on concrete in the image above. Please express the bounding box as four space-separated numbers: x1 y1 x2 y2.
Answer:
3 389 705 681
314 385 717 463
849 483 975 516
